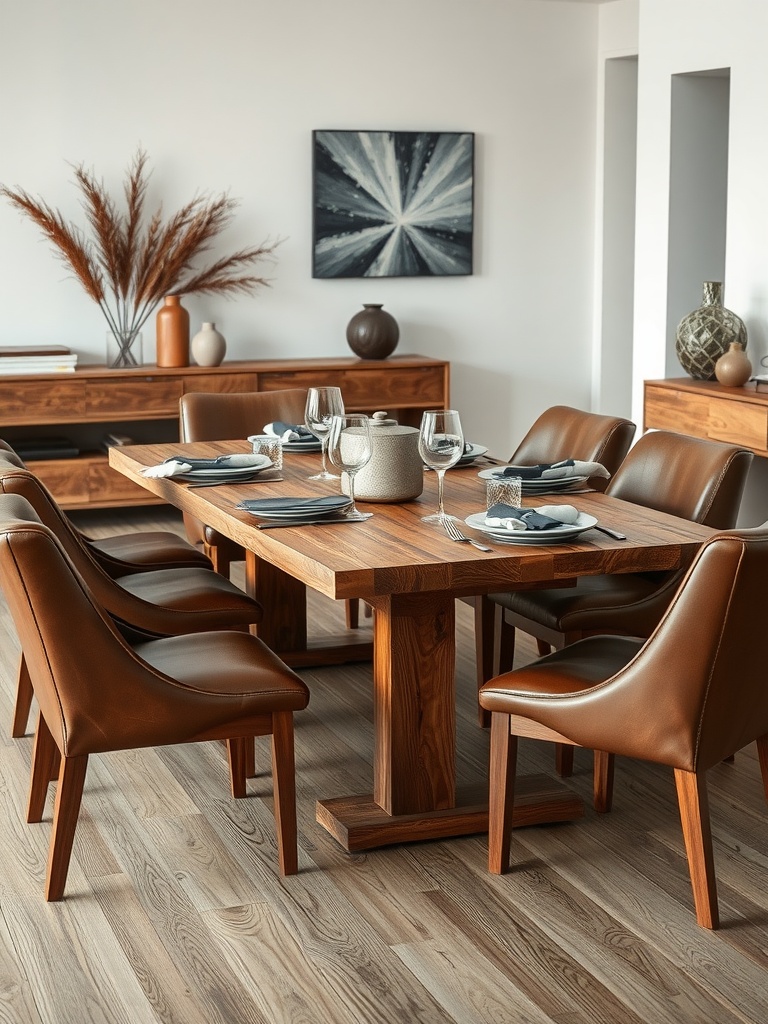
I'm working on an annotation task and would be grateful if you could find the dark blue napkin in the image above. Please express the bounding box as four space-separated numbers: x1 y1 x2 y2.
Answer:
236 495 350 512
486 503 563 530
494 459 575 480
267 422 319 442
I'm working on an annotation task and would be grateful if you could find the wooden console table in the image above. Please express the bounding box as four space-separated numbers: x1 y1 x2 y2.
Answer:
0 354 449 509
644 377 768 457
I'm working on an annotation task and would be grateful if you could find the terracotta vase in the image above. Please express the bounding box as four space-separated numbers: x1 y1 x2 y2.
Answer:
346 304 399 360
155 295 190 367
675 281 747 380
714 341 752 387
191 322 226 367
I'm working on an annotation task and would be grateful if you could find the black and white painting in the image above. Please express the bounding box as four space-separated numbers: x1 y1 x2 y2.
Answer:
312 130 474 279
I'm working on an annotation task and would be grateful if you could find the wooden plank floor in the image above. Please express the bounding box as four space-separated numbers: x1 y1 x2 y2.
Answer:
0 505 766 1024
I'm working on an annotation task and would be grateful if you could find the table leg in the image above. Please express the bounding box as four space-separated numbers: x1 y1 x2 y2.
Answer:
245 552 373 667
316 590 584 851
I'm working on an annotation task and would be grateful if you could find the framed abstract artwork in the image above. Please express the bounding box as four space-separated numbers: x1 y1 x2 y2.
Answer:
312 130 474 279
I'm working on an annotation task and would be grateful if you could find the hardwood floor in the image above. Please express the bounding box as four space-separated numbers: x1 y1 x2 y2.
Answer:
1 506 767 1024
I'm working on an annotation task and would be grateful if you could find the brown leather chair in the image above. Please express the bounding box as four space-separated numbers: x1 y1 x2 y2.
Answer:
479 523 768 930
0 439 213 576
486 430 753 783
179 389 309 576
474 406 636 701
0 494 309 898
0 455 264 738
180 388 365 629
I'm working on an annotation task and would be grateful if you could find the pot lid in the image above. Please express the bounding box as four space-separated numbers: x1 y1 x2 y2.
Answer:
369 411 418 435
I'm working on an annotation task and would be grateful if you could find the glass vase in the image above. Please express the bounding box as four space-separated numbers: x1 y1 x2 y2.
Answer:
106 329 143 369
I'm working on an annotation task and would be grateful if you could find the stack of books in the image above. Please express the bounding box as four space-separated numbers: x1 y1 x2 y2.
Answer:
0 345 78 374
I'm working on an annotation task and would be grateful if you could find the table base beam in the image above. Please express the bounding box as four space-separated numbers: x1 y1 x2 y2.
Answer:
316 776 584 852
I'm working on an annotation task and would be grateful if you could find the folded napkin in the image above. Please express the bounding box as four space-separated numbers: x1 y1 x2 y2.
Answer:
236 495 351 513
141 454 269 478
485 502 580 531
493 459 609 481
264 421 319 443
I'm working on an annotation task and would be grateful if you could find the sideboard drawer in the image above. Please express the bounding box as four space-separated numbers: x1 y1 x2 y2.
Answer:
707 397 768 450
182 373 258 394
86 378 183 418
259 365 446 409
0 380 85 425
33 459 91 505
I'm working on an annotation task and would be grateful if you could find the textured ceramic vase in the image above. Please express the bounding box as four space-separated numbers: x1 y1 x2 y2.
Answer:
155 295 190 367
346 411 424 502
675 281 747 380
346 304 399 360
714 341 752 387
191 322 226 367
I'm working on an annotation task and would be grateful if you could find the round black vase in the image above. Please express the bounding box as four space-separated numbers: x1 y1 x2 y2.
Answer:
346 304 399 360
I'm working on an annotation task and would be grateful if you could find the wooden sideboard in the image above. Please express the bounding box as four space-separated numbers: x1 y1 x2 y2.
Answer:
0 354 450 509
644 377 768 458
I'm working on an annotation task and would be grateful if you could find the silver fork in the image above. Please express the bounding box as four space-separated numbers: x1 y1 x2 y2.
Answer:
442 517 493 552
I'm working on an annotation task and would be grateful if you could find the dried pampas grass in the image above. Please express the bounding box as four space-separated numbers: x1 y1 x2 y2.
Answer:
1 149 279 348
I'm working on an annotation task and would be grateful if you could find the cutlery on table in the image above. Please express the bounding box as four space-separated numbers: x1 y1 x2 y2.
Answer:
257 516 365 529
592 525 627 540
187 476 284 488
442 517 493 552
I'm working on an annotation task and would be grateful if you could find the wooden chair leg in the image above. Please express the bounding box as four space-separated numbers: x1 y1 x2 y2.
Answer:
12 655 33 738
245 739 257 779
475 596 497 727
536 638 551 657
555 744 574 777
674 768 719 929
497 614 517 675
488 713 518 874
46 754 88 901
345 598 360 629
270 711 298 876
27 713 58 823
226 738 249 798
206 542 232 578
756 734 768 801
593 750 615 813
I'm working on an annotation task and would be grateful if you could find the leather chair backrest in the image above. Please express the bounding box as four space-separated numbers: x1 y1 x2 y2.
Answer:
607 430 753 528
179 389 309 445
510 406 636 493
179 389 309 546
590 524 768 772
0 493 141 756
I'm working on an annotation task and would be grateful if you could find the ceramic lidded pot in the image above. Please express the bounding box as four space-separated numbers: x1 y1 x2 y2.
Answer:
343 411 423 503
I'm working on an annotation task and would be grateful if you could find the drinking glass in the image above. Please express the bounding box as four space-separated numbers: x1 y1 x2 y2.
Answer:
305 386 345 480
418 409 464 523
327 414 373 520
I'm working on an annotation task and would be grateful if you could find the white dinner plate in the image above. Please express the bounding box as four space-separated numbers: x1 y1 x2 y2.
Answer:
455 443 489 467
236 495 352 519
464 511 598 544
476 467 589 493
283 439 323 452
177 457 273 480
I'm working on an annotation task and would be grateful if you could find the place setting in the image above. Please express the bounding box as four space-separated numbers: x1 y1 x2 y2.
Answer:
236 407 375 529
477 457 610 494
139 452 278 485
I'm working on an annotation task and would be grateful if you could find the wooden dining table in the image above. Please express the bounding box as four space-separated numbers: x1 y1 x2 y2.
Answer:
110 441 714 853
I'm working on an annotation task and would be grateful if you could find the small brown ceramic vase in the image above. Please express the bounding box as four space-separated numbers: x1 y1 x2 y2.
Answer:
155 295 190 367
714 341 752 387
346 304 399 360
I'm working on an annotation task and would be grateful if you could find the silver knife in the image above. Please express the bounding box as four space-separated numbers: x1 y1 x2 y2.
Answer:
257 517 361 529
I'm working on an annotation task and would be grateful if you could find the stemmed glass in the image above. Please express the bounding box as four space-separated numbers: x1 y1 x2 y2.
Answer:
305 386 345 480
327 414 373 521
418 409 464 523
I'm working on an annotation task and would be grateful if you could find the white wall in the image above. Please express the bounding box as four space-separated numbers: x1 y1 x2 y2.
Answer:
633 0 768 524
0 0 601 454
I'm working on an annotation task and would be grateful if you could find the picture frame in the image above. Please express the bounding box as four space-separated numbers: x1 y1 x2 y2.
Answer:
312 130 474 279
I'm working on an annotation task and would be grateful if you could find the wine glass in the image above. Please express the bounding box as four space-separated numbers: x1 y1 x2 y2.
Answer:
305 386 345 480
418 409 464 523
327 414 373 521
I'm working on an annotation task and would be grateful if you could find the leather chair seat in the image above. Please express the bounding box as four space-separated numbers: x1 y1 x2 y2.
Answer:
117 567 262 629
73 631 309 755
87 531 212 574
488 572 663 636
